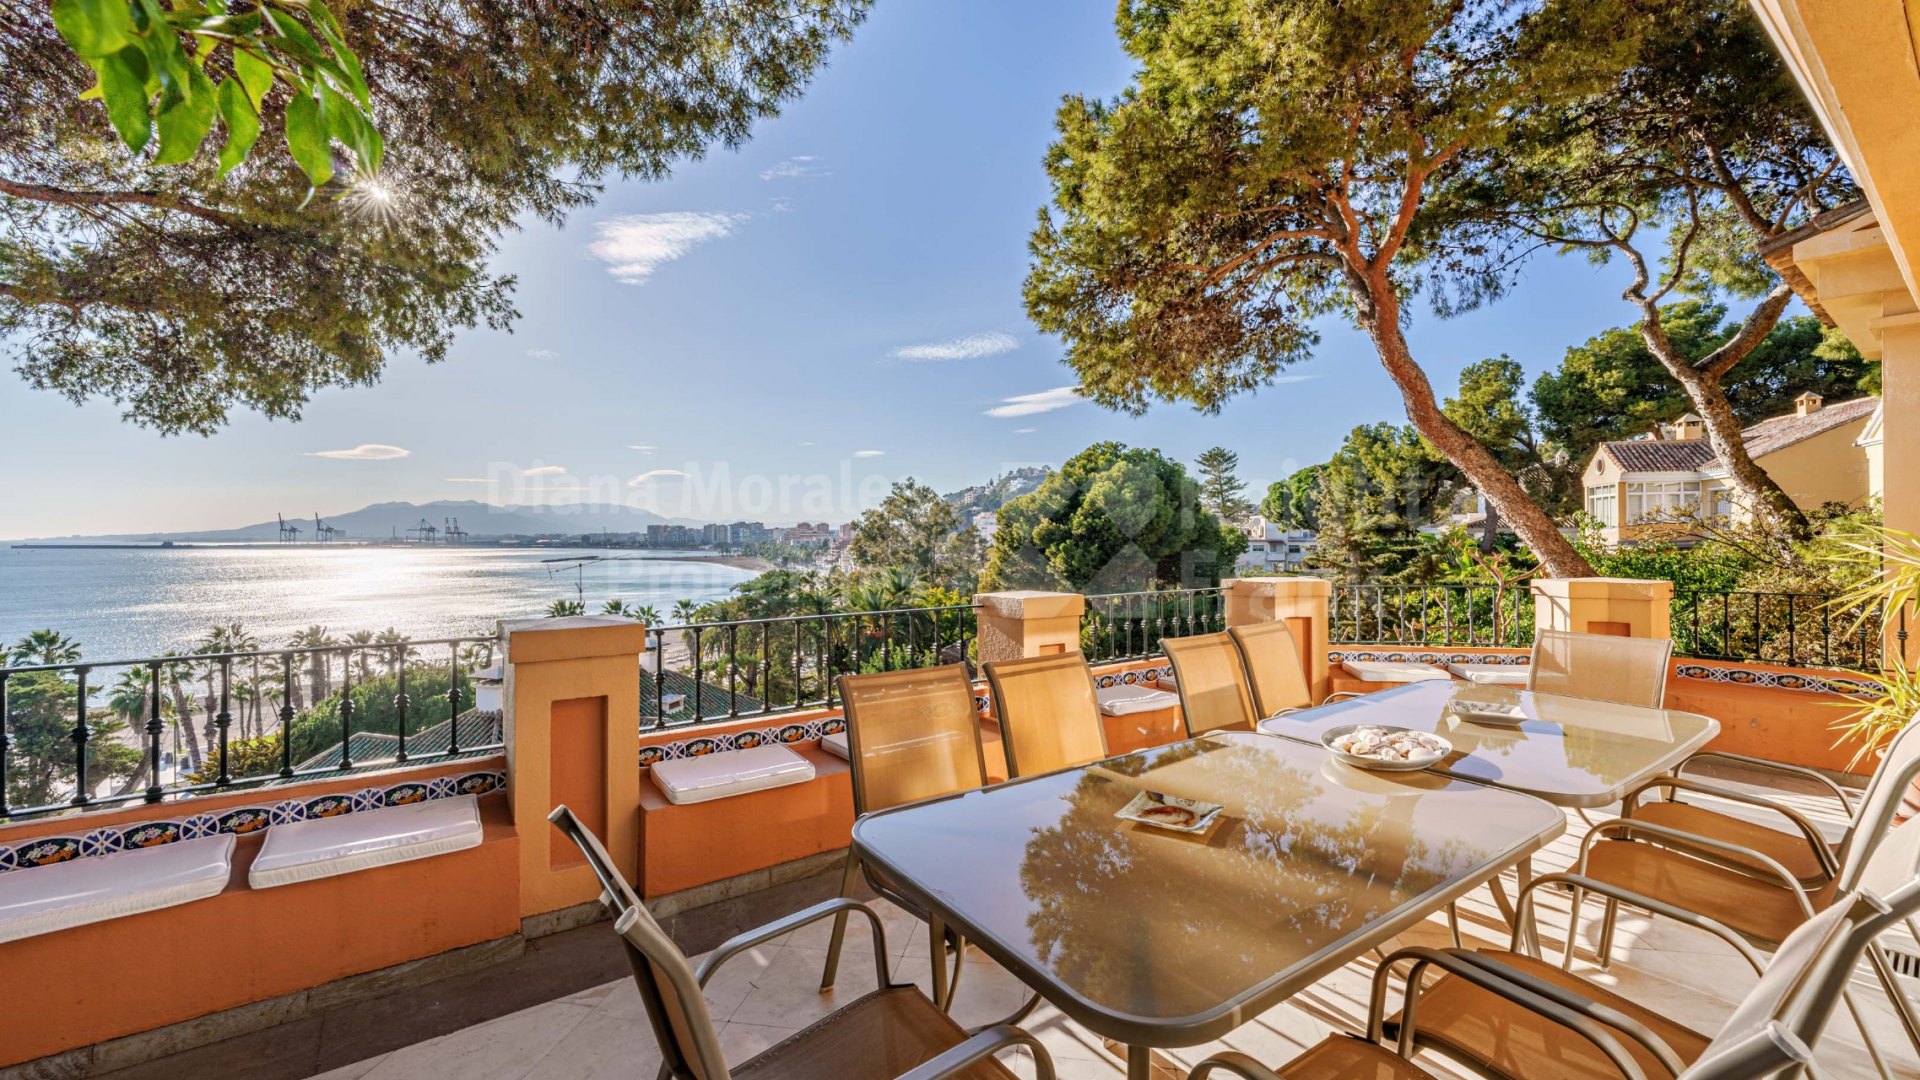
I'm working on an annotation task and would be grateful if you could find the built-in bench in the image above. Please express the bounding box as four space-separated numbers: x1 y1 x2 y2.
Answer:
637 743 851 897
250 796 484 890
0 833 234 945
648 745 815 805
1093 684 1185 754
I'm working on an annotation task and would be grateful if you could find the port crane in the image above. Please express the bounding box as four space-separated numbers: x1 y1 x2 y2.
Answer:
312 513 341 542
443 517 469 544
406 518 439 544
276 514 301 542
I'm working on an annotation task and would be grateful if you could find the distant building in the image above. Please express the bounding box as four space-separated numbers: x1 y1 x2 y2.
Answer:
1580 393 1879 545
783 521 833 547
645 524 699 548
1235 517 1316 572
972 511 999 547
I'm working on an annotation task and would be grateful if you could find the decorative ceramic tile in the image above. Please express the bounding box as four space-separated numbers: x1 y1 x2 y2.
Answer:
119 820 182 850
14 836 81 868
0 845 15 873
452 771 502 796
428 776 457 800
181 813 219 839
680 736 721 758
636 744 669 768
729 729 767 750
382 781 431 806
1329 650 1528 667
1673 663 1877 696
818 716 846 736
269 799 309 826
351 787 385 812
774 723 810 745
80 828 125 858
217 806 272 835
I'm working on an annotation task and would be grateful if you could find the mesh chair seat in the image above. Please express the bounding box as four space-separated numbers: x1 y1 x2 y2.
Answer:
1628 801 1831 884
1163 633 1260 736
1228 622 1314 717
1388 949 1711 1080
1263 1036 1438 1079
1529 629 1672 709
733 985 1017 1080
1581 840 1827 945
983 653 1107 778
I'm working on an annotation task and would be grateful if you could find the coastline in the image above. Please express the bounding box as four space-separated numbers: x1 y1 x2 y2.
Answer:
643 554 778 572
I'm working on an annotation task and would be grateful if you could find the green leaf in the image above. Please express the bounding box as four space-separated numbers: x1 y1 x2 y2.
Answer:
231 47 275 111
215 78 260 176
307 0 371 109
135 0 193 100
92 47 153 153
283 90 333 186
51 0 133 58
316 82 379 174
263 8 327 65
152 65 216 165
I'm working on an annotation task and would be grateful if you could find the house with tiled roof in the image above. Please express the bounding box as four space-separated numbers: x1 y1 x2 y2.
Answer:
1581 393 1879 545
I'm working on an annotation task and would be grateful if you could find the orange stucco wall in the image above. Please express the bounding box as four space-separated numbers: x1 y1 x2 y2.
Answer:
636 745 853 897
1665 661 1873 776
0 794 519 1069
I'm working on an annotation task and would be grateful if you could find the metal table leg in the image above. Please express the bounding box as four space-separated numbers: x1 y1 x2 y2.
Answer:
1128 1044 1151 1080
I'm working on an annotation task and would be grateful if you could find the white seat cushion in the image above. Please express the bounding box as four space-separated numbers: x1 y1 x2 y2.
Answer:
249 795 483 890
1341 660 1452 683
821 731 849 760
1446 662 1530 686
1096 684 1179 716
651 744 815 806
0 833 233 944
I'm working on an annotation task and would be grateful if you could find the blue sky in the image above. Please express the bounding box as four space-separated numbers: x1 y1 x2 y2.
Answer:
3 1 1701 539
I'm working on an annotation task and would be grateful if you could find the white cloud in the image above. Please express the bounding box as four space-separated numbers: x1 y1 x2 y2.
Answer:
522 465 568 477
526 348 557 359
306 444 410 461
985 387 1085 418
769 196 794 214
627 444 658 454
590 212 743 283
445 477 488 483
760 155 829 181
889 332 1017 362
628 469 690 486
853 450 886 458
1014 427 1036 434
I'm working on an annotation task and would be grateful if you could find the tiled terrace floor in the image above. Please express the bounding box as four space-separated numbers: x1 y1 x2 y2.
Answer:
285 764 1920 1080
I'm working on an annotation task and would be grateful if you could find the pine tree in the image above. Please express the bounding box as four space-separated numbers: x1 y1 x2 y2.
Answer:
1195 447 1255 524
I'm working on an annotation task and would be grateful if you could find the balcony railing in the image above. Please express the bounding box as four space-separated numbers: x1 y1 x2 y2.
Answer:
1331 584 1534 647
0 636 499 822
1670 590 1886 670
1081 588 1227 662
643 604 979 728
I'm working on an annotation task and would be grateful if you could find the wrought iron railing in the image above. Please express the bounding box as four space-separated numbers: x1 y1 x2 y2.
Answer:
1670 591 1885 670
0 635 499 822
643 604 979 728
1081 588 1227 662
1331 584 1534 648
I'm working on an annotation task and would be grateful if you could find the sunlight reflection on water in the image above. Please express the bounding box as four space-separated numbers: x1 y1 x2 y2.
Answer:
0 546 759 660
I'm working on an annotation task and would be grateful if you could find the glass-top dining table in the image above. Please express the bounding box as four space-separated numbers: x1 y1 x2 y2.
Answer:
850 731 1567 1079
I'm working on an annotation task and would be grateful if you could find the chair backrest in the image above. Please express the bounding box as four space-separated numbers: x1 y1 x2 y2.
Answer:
1837 715 1920 875
1528 629 1673 709
838 663 989 816
549 805 729 1080
1163 632 1260 736
983 652 1108 778
1838 761 1920 893
1682 878 1920 1079
1228 621 1313 716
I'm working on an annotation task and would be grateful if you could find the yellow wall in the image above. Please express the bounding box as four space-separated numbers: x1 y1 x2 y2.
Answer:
1748 413 1875 511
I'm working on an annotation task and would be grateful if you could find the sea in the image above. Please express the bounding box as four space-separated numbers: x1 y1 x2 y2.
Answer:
0 545 762 663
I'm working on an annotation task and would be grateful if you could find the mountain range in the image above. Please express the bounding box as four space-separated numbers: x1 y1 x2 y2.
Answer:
13 500 705 543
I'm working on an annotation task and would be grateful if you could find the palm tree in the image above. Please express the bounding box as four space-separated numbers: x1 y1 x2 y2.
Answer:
342 630 377 681
289 625 338 706
194 622 259 742
633 604 662 625
9 629 80 666
601 599 633 617
158 651 203 770
107 667 158 795
671 598 699 625
547 599 584 618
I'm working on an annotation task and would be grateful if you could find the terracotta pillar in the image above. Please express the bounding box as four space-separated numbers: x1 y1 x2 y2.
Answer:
502 615 648 918
1879 317 1920 664
974 591 1087 663
1530 578 1673 640
1224 577 1331 704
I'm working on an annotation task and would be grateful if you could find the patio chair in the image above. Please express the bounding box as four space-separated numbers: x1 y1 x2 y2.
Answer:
1190 877 1920 1080
1227 620 1363 716
1163 632 1260 736
1528 629 1673 709
1561 794 1920 1077
548 806 1054 1080
1615 714 1920 889
820 664 992 1010
982 652 1108 778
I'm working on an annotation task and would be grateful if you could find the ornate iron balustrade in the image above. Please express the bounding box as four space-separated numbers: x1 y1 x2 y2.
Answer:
1331 584 1534 648
1080 588 1227 662
643 604 979 729
0 635 498 822
1671 591 1886 670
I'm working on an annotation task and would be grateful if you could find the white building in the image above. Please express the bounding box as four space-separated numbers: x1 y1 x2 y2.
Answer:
1235 517 1316 572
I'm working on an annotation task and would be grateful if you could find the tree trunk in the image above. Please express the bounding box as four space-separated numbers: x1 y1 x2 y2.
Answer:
1480 496 1501 554
165 673 203 768
1359 276 1596 578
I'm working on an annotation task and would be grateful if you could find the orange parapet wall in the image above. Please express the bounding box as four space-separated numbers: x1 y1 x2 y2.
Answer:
0 783 519 1069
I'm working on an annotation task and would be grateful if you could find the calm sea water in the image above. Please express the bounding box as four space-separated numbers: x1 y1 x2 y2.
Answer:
0 546 760 662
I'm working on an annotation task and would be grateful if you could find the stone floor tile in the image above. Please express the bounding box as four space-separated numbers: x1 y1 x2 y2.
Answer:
357 1001 593 1080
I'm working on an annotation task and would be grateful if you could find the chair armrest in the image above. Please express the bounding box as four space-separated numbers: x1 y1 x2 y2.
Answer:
896 1024 1055 1080
1621 775 1839 878
1442 951 1689 1078
1676 752 1857 816
1515 871 1765 974
694 897 890 990
1186 1051 1286 1080
1324 691 1367 703
1369 946 1651 1080
1579 819 1816 919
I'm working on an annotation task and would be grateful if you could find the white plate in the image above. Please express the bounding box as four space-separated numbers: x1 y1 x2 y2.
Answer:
1320 723 1451 772
1447 700 1530 726
1114 790 1225 834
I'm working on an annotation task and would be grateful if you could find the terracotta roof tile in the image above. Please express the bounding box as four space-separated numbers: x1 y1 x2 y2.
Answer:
1596 396 1878 475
